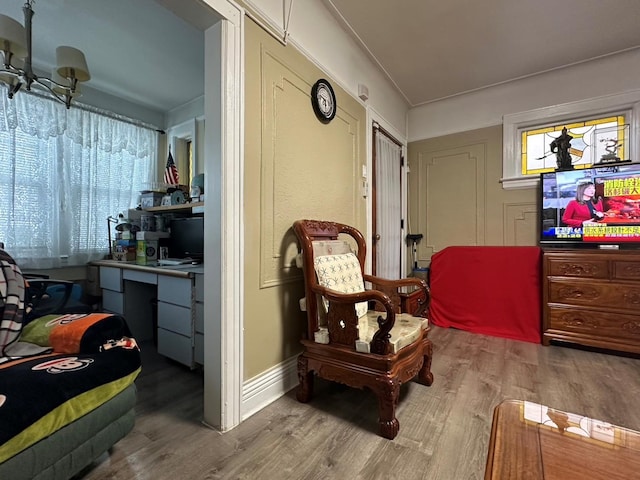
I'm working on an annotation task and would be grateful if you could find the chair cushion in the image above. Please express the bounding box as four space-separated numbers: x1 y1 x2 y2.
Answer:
356 311 423 354
312 240 352 257
313 252 368 318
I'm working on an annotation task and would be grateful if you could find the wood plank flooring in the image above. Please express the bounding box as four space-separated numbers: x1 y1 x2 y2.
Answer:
77 326 640 479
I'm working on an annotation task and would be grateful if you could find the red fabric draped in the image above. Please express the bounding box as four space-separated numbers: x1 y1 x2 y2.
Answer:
429 246 542 343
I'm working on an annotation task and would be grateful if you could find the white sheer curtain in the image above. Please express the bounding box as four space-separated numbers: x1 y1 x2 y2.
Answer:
0 86 156 268
375 130 402 279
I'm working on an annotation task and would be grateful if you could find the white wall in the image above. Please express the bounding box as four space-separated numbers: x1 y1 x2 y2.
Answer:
408 49 640 142
244 0 409 135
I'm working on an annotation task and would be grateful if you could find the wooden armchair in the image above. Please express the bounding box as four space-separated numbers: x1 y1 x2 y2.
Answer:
292 219 433 439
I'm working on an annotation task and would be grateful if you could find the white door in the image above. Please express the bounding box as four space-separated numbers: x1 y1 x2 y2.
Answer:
373 127 403 279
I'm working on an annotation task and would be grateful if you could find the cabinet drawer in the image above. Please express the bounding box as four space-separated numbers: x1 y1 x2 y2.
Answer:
195 302 204 334
102 289 124 314
158 328 193 367
614 261 640 281
547 306 640 340
195 332 204 365
123 269 157 285
195 274 204 302
158 275 193 307
100 267 122 292
548 279 640 311
157 302 192 336
547 258 608 279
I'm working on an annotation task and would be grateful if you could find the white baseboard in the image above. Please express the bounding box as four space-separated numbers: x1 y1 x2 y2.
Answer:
241 355 298 420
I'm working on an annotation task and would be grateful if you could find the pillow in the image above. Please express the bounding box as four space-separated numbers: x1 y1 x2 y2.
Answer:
313 252 368 318
20 313 132 353
312 240 352 257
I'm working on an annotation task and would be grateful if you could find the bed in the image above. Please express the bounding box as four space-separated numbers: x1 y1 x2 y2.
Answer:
0 249 141 480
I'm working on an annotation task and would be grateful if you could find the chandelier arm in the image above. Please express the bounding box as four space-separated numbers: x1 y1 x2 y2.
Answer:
32 77 72 108
0 0 82 108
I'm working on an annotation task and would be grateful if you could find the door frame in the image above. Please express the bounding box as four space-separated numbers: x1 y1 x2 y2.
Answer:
201 0 244 432
371 121 406 278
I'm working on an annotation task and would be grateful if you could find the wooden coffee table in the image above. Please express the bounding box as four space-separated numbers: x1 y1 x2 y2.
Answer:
485 399 640 479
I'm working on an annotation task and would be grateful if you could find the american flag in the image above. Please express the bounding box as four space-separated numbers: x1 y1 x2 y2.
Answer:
164 149 179 185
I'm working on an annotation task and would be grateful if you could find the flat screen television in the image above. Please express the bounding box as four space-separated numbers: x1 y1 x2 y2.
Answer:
168 216 204 259
540 162 640 247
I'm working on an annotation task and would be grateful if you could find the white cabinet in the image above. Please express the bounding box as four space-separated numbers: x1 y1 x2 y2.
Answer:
97 262 203 369
157 275 195 367
194 274 204 365
100 267 123 314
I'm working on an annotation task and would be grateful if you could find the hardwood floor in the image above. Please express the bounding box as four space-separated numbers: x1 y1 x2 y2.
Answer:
78 326 640 479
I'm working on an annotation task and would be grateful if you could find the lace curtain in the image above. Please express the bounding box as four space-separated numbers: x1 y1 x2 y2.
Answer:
0 86 157 268
375 130 402 280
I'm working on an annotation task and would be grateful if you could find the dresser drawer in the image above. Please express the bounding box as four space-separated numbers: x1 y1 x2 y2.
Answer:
546 258 608 279
547 306 640 340
614 261 640 281
548 279 640 310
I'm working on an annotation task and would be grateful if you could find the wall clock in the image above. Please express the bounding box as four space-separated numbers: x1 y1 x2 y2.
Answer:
311 78 337 123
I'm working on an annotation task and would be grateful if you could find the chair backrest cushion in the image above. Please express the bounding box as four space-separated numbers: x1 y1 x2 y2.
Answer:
313 252 368 318
312 240 352 258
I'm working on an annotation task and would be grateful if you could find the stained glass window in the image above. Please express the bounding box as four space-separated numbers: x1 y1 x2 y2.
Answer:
521 115 628 175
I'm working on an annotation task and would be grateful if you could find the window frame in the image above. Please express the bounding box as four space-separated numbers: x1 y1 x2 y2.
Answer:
502 90 640 189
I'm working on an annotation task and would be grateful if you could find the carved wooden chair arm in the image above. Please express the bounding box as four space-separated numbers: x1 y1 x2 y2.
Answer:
362 275 430 313
311 284 397 338
363 274 428 293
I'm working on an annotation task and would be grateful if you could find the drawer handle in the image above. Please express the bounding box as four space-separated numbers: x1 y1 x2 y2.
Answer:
561 314 599 329
623 321 640 334
557 286 599 300
622 265 640 277
558 263 598 276
623 292 640 305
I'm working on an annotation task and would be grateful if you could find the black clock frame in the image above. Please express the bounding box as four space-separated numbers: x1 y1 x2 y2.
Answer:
311 78 337 123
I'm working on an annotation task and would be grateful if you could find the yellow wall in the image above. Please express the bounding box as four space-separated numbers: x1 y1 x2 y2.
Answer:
244 19 367 380
407 125 537 271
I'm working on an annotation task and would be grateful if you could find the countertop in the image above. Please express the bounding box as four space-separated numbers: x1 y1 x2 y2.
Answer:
91 259 204 277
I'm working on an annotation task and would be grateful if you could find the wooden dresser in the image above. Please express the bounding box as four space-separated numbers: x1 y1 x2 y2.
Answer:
542 249 640 354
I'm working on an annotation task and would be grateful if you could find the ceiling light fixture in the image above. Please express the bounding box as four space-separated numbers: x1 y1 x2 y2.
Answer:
0 0 90 109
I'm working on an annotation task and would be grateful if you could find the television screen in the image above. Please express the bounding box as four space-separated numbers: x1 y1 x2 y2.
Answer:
169 216 204 259
540 162 640 245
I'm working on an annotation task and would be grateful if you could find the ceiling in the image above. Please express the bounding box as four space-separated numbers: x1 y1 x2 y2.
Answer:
325 0 640 106
0 0 219 113
2 1 640 113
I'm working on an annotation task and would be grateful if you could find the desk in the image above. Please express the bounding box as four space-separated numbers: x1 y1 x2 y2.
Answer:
485 399 640 479
92 260 204 368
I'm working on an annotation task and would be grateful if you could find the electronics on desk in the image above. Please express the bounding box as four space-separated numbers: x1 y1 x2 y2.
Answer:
157 257 194 266
135 231 170 265
168 216 204 262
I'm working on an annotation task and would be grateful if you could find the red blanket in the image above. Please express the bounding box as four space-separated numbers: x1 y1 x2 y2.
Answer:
429 246 542 343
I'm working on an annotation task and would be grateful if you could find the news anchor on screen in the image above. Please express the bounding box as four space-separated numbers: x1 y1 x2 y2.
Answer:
562 181 604 227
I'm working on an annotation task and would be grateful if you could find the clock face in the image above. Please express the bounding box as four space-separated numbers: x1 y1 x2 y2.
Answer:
311 79 337 123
